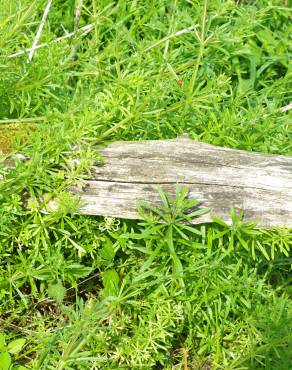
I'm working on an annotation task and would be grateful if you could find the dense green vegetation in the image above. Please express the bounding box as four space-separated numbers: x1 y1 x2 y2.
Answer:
0 0 291 368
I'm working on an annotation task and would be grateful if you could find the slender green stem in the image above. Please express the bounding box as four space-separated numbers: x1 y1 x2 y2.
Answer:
189 0 208 94
97 114 134 141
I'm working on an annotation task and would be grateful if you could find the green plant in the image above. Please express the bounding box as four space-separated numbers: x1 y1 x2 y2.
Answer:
0 0 291 368
132 186 209 287
0 333 26 370
212 209 291 260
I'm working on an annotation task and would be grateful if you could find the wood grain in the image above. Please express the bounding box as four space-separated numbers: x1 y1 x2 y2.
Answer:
72 136 292 227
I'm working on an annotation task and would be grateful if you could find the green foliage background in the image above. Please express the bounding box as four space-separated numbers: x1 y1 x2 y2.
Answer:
0 0 291 369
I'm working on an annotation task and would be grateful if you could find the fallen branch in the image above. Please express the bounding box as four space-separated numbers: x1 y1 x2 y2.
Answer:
70 136 292 228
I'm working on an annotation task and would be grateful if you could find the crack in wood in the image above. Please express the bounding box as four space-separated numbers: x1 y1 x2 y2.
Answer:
82 179 290 192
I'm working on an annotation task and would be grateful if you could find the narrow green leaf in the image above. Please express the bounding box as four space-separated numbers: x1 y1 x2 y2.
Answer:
257 241 270 260
68 238 86 256
157 186 171 211
188 207 210 218
180 224 202 236
211 216 229 227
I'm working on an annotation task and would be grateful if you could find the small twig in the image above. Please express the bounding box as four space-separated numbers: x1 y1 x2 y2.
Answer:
68 0 85 86
118 25 197 66
280 102 292 112
74 0 84 30
28 0 53 62
0 116 47 125
8 24 94 58
143 26 197 54
189 0 208 94
163 0 178 57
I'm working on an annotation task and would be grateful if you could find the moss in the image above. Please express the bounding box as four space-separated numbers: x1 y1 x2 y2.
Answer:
0 124 35 154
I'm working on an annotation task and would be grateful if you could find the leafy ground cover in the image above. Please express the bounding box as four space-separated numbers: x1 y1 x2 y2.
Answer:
0 0 291 369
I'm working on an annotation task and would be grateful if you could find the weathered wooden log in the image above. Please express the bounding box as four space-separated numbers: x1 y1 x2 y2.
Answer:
72 135 292 227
